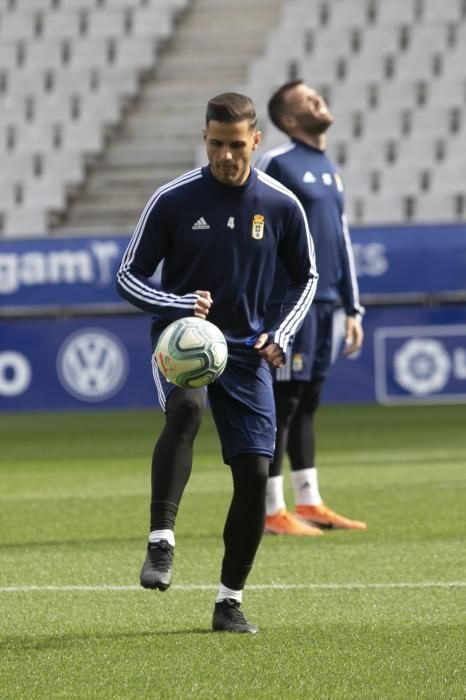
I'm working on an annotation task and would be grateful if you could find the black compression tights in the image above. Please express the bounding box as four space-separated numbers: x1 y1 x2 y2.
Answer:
269 378 323 478
221 453 270 590
150 388 206 531
149 390 268 591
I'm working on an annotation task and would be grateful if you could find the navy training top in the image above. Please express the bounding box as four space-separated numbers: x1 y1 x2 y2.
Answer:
256 139 363 316
117 165 318 355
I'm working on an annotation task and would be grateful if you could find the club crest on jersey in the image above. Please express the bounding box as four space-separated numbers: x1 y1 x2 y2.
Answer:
252 214 265 239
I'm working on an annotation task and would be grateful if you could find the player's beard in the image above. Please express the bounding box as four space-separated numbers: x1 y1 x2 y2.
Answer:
296 111 333 137
213 161 248 186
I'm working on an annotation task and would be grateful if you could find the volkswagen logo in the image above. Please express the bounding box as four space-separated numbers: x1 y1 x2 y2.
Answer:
57 329 128 401
393 338 451 395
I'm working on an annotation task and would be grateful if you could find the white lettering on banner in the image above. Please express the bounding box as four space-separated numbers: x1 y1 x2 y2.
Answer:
0 243 121 294
0 352 31 396
454 349 466 379
21 253 47 285
352 243 388 277
0 255 17 293
89 242 120 285
47 251 93 284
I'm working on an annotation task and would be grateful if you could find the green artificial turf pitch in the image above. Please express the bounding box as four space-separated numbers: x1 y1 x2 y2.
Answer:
1 404 465 699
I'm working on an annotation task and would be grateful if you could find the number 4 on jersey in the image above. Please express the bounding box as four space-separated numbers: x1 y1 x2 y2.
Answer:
227 217 235 229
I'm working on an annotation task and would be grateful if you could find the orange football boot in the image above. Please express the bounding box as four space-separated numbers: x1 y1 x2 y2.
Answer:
265 509 323 536
295 503 368 531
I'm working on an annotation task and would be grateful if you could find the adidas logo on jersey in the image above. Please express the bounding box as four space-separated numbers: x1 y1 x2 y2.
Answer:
192 217 210 230
303 171 316 183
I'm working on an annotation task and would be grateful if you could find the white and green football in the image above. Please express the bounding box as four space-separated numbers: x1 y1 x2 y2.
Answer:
155 317 228 389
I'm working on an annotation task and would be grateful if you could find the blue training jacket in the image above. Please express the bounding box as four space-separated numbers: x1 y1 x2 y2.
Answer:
256 138 363 316
117 165 318 354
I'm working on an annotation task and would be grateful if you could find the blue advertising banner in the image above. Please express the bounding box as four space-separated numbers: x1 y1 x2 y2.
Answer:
350 223 466 300
0 315 155 410
1 305 466 411
0 235 130 310
328 304 466 404
0 224 465 310
373 324 466 404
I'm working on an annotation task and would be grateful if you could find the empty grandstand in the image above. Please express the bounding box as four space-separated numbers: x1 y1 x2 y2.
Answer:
0 0 465 235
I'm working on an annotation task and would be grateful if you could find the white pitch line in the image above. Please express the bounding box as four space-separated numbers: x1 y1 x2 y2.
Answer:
0 582 465 593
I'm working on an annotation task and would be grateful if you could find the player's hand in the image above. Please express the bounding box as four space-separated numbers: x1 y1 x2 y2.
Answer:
194 290 212 319
343 315 364 356
254 333 285 368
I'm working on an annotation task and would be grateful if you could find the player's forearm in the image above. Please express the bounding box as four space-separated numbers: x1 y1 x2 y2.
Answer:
116 268 198 318
271 275 318 353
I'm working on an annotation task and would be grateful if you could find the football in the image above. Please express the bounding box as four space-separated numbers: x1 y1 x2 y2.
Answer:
155 317 228 388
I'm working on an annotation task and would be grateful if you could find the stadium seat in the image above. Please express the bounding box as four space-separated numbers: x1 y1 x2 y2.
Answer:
375 76 430 110
407 23 450 53
326 79 380 115
421 0 464 23
412 104 464 136
324 0 371 27
354 191 412 224
86 8 130 38
413 191 463 223
112 37 157 70
130 5 173 39
2 207 49 237
0 181 22 210
346 105 409 142
427 75 466 108
0 39 23 70
375 162 431 196
393 132 448 166
372 0 421 24
392 46 444 83
51 0 98 8
0 10 41 40
0 94 29 128
41 10 86 39
41 151 85 187
22 39 71 71
298 52 348 85
12 0 56 9
11 122 60 154
338 162 381 198
68 38 114 69
433 152 466 182
0 152 40 183
59 118 104 154
22 175 67 210
356 26 406 57
99 66 140 98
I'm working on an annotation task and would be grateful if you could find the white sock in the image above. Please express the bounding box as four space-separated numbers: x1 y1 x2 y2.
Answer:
291 467 322 506
148 529 175 547
216 584 243 604
266 475 287 515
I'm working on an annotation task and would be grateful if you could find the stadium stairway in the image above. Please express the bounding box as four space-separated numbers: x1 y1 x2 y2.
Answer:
55 0 284 235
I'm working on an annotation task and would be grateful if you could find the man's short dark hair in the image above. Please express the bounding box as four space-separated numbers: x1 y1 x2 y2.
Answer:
268 79 304 132
206 92 257 129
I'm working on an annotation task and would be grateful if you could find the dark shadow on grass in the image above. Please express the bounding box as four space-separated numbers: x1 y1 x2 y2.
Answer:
0 536 143 549
1 628 214 651
0 534 219 549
